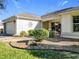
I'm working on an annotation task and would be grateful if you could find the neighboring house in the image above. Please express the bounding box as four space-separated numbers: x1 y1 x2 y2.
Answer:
3 14 42 35
3 6 79 38
0 21 4 34
0 20 3 29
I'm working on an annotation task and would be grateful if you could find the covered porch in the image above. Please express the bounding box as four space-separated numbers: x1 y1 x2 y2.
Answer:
42 14 61 37
42 10 79 39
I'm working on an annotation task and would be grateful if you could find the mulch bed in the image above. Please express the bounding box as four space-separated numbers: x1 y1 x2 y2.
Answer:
9 41 79 54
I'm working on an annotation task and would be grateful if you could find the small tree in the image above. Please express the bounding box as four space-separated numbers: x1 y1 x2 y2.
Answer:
33 28 49 42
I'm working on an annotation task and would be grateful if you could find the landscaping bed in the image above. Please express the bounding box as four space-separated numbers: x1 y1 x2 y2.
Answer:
10 40 79 54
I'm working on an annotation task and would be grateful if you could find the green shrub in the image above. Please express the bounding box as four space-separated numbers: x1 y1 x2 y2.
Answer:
20 31 27 37
33 28 49 42
0 29 3 34
49 31 55 38
28 29 34 36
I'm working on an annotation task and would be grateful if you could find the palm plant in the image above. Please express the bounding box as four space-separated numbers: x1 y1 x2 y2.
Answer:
0 0 5 9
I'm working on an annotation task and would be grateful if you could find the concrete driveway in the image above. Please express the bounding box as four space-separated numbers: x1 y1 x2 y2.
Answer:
0 36 33 42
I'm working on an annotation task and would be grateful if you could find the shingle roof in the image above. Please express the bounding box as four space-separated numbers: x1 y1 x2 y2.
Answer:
41 6 79 18
3 13 42 23
17 13 41 20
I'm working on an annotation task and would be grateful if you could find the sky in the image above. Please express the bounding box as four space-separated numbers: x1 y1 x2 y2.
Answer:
0 0 79 20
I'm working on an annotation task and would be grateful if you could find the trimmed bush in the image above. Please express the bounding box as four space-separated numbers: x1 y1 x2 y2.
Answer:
49 31 55 38
20 31 27 37
0 29 3 34
28 29 34 36
33 28 49 42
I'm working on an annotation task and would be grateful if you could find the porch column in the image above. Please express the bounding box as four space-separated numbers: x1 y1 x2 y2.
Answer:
48 20 52 31
43 20 52 31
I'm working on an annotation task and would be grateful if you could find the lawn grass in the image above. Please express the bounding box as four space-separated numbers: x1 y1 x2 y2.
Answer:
0 42 79 59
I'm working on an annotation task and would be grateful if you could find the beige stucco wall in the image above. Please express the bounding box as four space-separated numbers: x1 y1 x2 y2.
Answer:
16 19 42 35
60 13 79 39
61 14 73 33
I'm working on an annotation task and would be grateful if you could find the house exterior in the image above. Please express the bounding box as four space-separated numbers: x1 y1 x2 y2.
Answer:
0 20 4 34
42 6 79 39
3 14 42 35
3 6 79 39
0 20 3 29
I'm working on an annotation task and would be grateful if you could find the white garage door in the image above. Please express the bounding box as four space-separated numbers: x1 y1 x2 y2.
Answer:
6 21 16 35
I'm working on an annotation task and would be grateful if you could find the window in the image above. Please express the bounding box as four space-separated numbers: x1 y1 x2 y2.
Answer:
73 16 79 32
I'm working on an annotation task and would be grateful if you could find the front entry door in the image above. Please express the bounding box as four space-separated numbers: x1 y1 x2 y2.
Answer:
51 22 61 36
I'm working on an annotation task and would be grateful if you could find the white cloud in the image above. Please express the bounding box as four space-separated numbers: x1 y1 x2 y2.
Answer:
11 0 27 9
12 0 24 9
12 0 19 8
58 0 69 7
62 1 68 6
